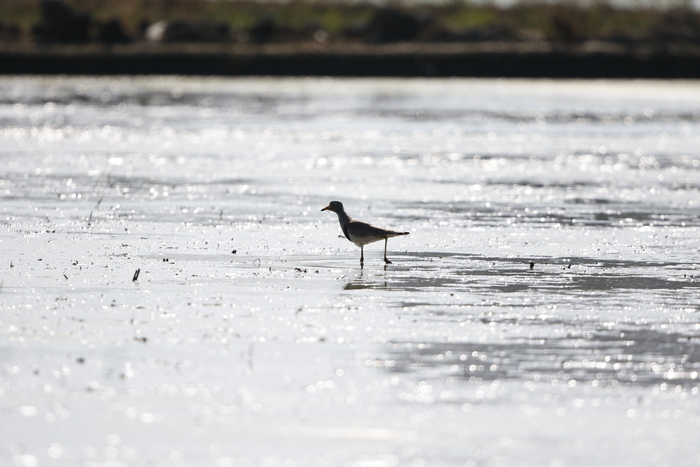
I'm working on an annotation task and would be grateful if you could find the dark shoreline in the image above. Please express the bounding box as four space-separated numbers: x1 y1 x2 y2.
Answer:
2 42 700 78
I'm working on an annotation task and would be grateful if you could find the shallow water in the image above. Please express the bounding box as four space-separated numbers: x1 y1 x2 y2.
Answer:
1 76 700 466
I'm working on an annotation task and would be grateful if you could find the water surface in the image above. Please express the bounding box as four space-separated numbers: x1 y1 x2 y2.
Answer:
1 77 699 466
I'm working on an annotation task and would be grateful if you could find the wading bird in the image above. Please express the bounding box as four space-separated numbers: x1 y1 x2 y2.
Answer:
321 201 409 265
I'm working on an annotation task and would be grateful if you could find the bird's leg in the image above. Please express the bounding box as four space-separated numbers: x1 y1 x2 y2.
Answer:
383 238 392 264
360 246 364 265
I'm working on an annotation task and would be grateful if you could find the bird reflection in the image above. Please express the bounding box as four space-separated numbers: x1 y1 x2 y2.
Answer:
343 267 388 290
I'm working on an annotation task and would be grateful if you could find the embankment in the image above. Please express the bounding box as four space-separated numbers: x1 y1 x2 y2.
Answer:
2 42 699 78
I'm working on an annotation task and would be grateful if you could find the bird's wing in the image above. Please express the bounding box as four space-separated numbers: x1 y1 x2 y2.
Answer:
347 220 406 238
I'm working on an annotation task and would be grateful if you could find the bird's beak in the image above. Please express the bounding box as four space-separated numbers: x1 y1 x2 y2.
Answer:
321 205 330 211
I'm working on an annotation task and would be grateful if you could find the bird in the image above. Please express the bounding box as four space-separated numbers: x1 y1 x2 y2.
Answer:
321 201 409 264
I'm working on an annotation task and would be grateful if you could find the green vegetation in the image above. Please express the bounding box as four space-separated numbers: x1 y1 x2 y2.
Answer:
0 0 698 45
0 0 376 36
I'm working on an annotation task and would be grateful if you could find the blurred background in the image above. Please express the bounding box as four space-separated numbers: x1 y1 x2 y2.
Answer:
0 0 698 49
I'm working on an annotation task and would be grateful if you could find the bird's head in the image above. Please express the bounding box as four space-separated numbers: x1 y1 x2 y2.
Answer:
321 201 344 213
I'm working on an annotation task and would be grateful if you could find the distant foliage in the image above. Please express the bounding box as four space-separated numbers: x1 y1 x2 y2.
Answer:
0 0 697 46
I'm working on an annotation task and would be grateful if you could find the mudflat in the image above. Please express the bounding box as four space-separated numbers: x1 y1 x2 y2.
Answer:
1 76 699 466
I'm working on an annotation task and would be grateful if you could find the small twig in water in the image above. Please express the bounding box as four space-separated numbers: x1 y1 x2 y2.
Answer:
247 343 254 370
132 269 141 281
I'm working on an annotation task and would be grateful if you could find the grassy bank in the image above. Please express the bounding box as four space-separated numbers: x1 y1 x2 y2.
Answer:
1 0 698 46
